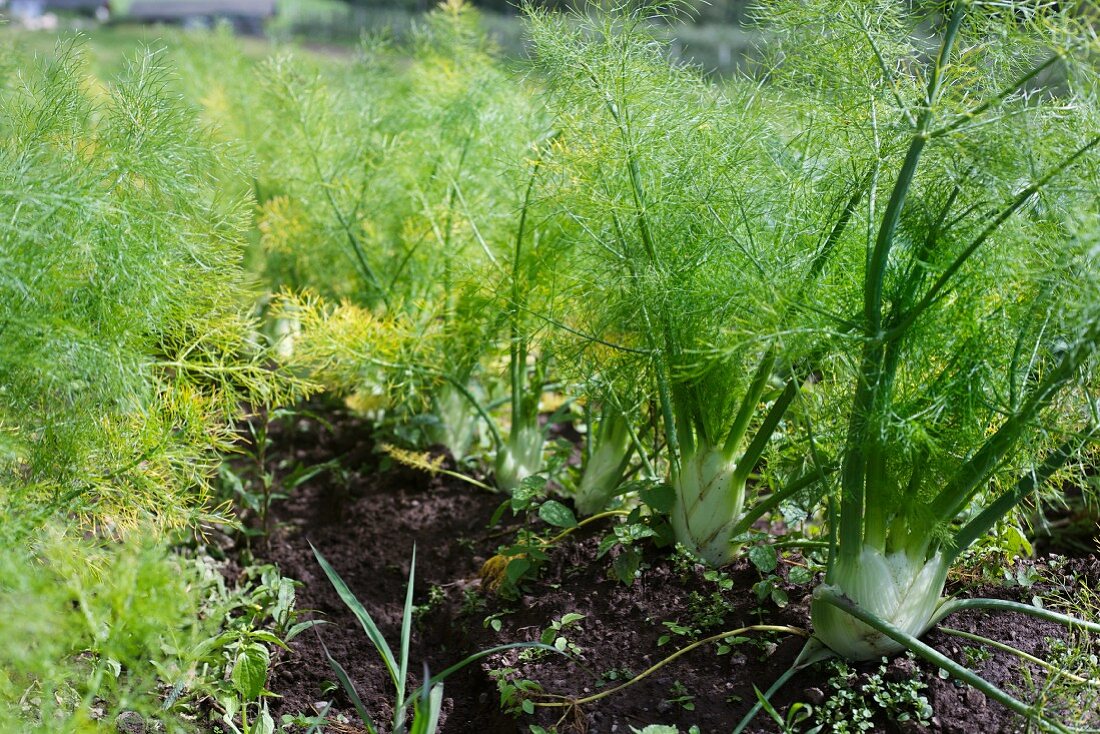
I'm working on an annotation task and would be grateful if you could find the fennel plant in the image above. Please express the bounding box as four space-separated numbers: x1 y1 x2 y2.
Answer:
223 2 556 471
526 5 856 563
0 42 300 528
741 0 1100 728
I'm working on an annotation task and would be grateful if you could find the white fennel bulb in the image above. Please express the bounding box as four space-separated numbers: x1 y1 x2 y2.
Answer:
812 546 949 660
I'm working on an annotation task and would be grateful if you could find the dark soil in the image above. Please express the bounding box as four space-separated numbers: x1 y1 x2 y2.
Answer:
248 406 516 731
244 406 1100 734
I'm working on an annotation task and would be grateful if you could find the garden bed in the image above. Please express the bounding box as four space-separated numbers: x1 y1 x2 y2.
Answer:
250 409 1100 733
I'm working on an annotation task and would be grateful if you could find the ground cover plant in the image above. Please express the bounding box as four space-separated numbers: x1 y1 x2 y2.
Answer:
2 0 1100 732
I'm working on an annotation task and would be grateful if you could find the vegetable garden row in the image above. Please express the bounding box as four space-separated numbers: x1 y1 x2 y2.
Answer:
2 1 1099 732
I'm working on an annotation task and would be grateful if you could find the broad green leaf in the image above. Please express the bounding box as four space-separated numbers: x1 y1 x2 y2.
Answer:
512 476 547 511
505 557 531 584
256 704 276 734
538 500 577 528
231 643 270 701
613 546 642 585
787 566 813 585
748 545 778 574
249 630 289 650
637 482 676 513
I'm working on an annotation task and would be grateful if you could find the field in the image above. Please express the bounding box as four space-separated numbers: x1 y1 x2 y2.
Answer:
1 2 1100 733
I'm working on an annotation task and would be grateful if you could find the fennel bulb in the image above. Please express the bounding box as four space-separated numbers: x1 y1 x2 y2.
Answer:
670 445 745 567
812 547 949 661
574 408 634 516
429 383 479 461
494 421 545 492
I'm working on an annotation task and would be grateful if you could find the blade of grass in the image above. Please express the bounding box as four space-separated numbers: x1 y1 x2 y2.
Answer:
314 633 378 734
394 543 417 730
311 544 399 690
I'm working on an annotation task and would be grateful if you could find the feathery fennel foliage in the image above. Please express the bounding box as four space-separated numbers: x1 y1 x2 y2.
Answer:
183 2 556 469
703 8 1100 729
745 0 1100 662
0 42 301 529
525 4 857 562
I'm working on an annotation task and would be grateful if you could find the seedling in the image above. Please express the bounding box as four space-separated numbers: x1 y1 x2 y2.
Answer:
312 543 558 734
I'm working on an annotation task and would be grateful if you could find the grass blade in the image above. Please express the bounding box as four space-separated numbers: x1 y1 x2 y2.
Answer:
395 544 417 725
311 543 399 690
315 634 378 734
410 680 444 734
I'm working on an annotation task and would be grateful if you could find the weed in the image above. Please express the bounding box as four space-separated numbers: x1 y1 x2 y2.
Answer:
490 668 544 716
664 681 695 712
807 655 933 733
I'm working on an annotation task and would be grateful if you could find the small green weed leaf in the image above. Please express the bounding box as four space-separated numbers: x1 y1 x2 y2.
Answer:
614 522 658 546
231 643 270 700
505 557 532 584
284 460 336 491
788 566 813 585
273 577 296 625
1000 525 1033 558
613 546 642 585
651 519 676 547
256 703 276 734
748 545 778 574
779 501 809 526
286 620 325 641
637 482 675 513
512 476 547 512
221 697 240 730
596 533 619 559
489 499 511 526
538 500 577 528
249 630 289 650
